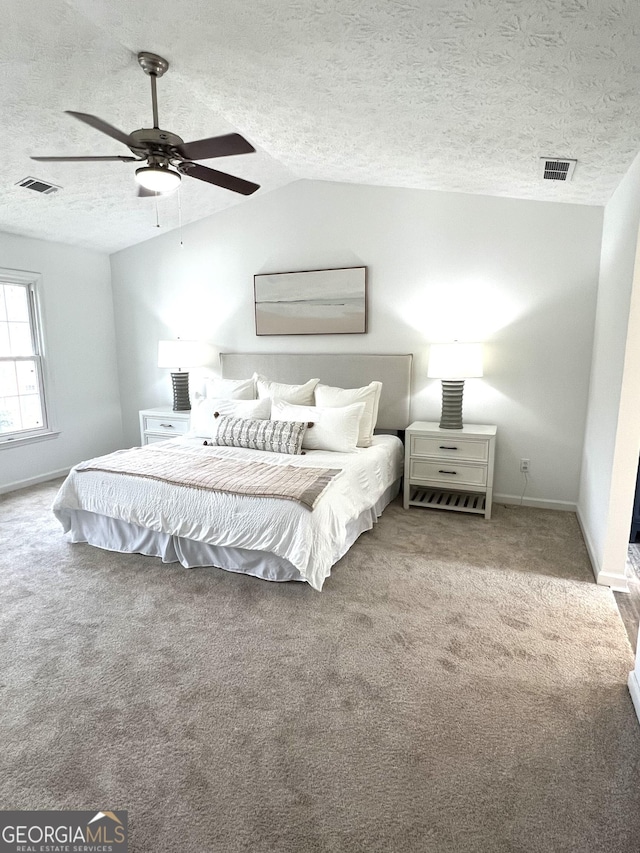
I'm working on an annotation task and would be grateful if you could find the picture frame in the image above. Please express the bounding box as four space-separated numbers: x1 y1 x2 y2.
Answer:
254 266 367 336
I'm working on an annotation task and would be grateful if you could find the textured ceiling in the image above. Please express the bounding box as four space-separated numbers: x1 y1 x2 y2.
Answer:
2 0 640 253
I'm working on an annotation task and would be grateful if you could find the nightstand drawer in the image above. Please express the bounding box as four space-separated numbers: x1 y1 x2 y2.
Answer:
139 407 191 446
410 435 489 462
145 433 172 444
409 459 488 487
144 415 189 435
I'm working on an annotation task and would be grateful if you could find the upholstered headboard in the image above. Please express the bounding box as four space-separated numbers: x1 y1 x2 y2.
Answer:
220 352 413 430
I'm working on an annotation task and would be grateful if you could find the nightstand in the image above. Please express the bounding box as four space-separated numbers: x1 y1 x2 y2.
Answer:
139 407 191 445
403 421 497 519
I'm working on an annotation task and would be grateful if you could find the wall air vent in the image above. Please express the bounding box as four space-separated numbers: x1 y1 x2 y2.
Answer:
16 176 61 194
539 158 577 182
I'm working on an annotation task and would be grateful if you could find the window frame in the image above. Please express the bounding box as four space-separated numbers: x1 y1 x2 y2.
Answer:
0 268 58 449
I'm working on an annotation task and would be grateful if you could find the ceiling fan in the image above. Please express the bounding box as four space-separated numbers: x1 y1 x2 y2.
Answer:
31 52 260 197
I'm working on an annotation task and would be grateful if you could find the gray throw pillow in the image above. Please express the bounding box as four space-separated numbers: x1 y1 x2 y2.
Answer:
209 415 308 455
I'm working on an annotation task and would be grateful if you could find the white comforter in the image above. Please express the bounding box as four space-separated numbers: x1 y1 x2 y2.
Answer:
53 435 403 590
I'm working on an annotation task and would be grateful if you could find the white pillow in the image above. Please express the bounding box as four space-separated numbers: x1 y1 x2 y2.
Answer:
190 396 271 438
314 381 383 448
271 399 365 453
205 376 256 400
254 373 319 405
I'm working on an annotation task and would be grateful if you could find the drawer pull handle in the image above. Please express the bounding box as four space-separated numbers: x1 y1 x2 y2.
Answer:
439 445 458 450
438 469 458 475
159 423 175 429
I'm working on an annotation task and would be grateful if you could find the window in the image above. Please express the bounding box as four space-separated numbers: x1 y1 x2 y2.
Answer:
0 272 51 445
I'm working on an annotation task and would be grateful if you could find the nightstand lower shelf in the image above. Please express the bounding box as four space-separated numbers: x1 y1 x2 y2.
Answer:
407 486 487 515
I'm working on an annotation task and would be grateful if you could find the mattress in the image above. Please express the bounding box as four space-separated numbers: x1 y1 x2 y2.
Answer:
53 434 403 591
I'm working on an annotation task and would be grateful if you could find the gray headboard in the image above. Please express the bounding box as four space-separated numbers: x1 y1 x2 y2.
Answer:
220 352 413 430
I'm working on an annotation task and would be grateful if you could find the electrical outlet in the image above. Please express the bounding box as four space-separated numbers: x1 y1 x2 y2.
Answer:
520 458 530 474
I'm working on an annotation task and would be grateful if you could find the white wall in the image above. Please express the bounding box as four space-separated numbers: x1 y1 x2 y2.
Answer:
110 179 603 507
578 151 640 590
0 231 123 491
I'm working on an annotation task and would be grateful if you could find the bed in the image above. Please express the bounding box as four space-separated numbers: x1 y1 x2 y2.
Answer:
53 353 413 590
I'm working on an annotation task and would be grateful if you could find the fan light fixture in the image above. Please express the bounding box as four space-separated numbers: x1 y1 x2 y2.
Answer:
135 165 181 193
31 52 261 197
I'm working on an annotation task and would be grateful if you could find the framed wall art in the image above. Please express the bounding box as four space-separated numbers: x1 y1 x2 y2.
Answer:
254 266 367 336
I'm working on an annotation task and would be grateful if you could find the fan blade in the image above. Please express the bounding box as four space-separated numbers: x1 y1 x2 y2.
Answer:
178 162 259 196
174 133 255 161
65 111 132 147
31 155 137 162
137 186 159 198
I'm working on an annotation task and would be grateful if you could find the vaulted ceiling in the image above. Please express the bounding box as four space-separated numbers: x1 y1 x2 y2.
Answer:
2 0 640 253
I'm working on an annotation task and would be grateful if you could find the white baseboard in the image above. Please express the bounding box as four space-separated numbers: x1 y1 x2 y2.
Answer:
0 468 69 495
595 570 630 593
575 507 630 592
628 671 640 726
493 493 577 512
576 507 600 585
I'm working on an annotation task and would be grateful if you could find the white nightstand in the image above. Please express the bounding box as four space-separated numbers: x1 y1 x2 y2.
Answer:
403 421 497 519
139 407 191 445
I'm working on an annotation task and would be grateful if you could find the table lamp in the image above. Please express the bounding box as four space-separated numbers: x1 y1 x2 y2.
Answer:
157 339 203 411
428 342 483 430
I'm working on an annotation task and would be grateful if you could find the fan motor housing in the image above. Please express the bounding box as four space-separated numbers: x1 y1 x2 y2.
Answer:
128 127 184 156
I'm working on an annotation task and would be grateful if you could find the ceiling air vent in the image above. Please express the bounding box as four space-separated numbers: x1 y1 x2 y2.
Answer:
539 158 577 182
16 176 61 194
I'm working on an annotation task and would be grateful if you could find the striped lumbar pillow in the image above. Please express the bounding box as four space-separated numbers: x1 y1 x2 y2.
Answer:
209 415 308 455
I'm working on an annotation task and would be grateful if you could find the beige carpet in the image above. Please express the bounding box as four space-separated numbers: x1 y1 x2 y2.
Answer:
1 480 639 852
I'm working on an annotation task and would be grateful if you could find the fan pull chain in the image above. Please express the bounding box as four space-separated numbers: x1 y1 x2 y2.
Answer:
178 184 184 247
155 193 160 228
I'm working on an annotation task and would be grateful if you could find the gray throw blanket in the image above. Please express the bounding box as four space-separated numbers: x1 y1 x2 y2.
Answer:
75 444 341 510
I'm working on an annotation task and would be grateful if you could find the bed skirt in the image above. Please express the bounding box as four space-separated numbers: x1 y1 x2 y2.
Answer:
64 479 401 585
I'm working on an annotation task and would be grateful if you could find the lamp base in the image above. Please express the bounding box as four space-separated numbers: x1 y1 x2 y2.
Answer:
170 371 191 411
439 379 465 430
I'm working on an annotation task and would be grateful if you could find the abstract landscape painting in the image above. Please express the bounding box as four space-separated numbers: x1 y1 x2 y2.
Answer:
254 267 367 335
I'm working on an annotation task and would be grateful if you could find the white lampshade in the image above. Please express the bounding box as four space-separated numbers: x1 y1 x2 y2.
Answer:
427 342 484 379
136 166 181 193
157 339 204 369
